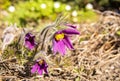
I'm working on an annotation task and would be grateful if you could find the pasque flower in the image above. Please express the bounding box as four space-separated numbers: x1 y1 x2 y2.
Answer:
31 59 48 75
65 24 77 29
25 33 36 50
52 28 80 56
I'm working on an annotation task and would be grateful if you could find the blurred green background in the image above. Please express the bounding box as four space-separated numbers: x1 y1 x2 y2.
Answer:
0 0 120 27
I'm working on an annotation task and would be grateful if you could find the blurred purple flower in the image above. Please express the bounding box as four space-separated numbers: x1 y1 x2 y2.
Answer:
52 28 80 56
25 33 36 50
65 24 77 29
31 59 48 75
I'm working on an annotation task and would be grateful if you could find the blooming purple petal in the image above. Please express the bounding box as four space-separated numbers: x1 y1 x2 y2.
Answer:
57 40 66 56
31 63 39 73
25 41 35 50
31 59 48 75
44 68 48 74
62 29 80 35
25 33 36 50
38 68 43 75
53 39 66 56
63 36 74 50
52 26 80 56
65 24 77 28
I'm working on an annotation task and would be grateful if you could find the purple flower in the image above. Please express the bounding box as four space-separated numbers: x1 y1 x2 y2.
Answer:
52 28 80 56
25 33 36 50
31 59 48 75
65 24 77 29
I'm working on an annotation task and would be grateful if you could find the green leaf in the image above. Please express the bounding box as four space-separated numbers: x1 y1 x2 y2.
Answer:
116 31 120 35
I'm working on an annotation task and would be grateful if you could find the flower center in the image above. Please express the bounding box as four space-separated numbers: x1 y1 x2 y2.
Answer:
55 33 64 41
38 60 44 65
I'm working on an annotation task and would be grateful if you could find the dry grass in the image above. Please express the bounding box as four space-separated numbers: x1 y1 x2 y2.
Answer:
75 11 120 81
0 11 120 81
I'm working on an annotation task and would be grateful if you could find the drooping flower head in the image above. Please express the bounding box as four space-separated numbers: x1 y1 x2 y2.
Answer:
52 28 80 56
25 33 36 50
31 59 48 75
2 24 20 51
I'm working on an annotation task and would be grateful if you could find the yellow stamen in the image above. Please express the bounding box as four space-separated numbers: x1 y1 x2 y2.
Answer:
38 60 44 65
55 33 64 40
